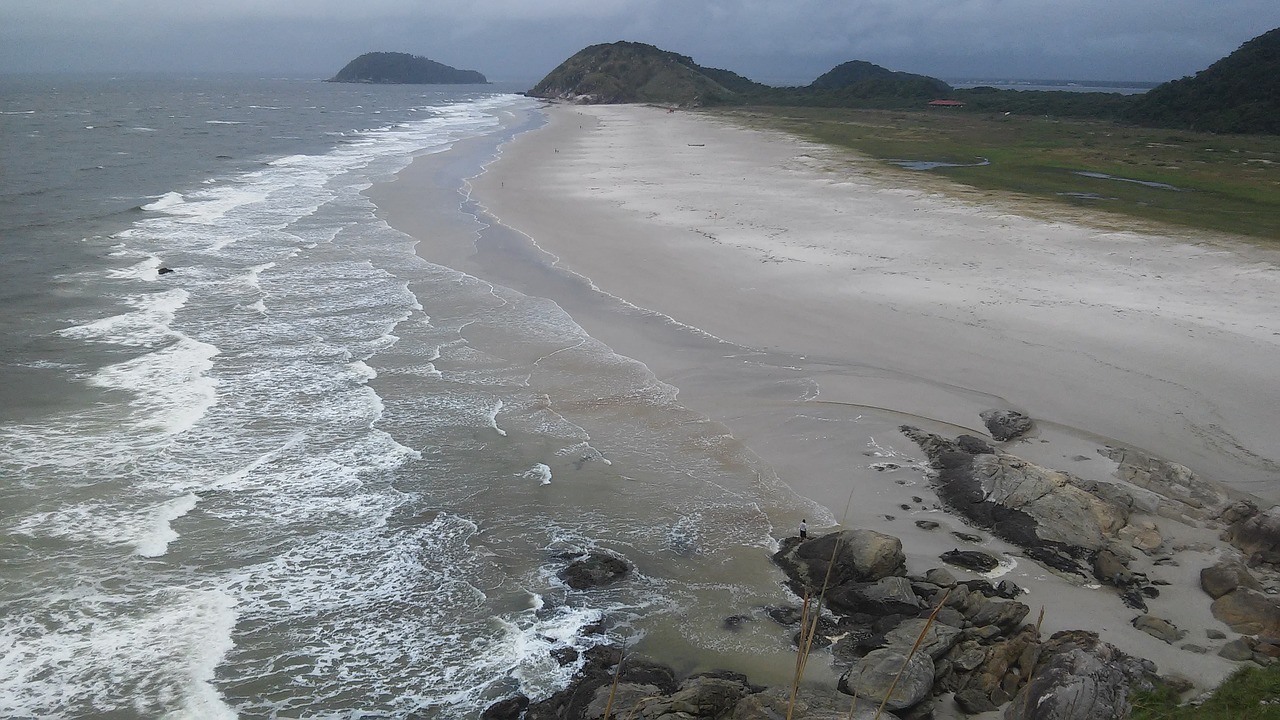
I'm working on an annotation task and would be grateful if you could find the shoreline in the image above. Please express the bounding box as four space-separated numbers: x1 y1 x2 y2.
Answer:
374 100 1280 698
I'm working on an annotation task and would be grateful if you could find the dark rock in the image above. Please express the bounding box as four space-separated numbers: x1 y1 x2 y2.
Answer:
956 435 996 455
551 647 579 666
722 614 752 631
952 531 985 543
615 654 678 694
941 549 999 573
840 646 935 710
935 607 967 628
1093 548 1143 588
1206 628 1227 640
652 676 749 718
1005 630 1158 720
954 686 999 713
1103 445 1229 519
1132 615 1186 644
1180 643 1208 654
157 267 175 275
1120 590 1149 612
902 426 1126 579
924 568 957 587
1219 637 1255 661
915 520 941 531
1200 560 1262 599
558 552 631 590
1211 588 1280 636
794 628 834 650
732 688 898 720
885 618 963 659
1232 495 1280 548
772 530 906 598
979 409 1033 441
827 576 921 616
764 604 803 625
969 598 1030 632
688 669 766 694
481 694 529 720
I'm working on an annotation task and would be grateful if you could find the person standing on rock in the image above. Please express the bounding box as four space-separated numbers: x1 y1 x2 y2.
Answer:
799 519 808 540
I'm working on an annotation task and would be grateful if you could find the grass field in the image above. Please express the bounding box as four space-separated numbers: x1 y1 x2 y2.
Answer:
717 106 1280 242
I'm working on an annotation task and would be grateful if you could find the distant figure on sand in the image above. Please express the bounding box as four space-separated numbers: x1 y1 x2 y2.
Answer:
799 519 807 540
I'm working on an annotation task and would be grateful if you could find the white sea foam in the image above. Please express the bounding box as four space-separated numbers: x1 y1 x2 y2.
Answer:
89 335 220 435
107 255 162 280
243 261 275 289
142 191 185 211
0 588 238 719
488 398 507 436
522 463 552 484
135 493 201 557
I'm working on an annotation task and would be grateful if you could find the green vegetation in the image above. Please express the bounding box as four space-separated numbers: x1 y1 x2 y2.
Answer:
329 52 487 85
529 41 764 105
718 106 1280 240
1130 665 1280 720
1127 28 1280 134
533 30 1280 135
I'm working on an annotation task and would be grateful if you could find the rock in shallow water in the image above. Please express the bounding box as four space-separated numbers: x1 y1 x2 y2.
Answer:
979 409 1034 441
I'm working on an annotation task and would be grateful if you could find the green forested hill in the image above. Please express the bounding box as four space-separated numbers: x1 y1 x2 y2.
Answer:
329 52 488 85
528 42 764 105
1126 28 1279 134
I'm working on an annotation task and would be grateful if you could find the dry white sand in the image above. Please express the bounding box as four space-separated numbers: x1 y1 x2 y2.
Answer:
392 102 1280 689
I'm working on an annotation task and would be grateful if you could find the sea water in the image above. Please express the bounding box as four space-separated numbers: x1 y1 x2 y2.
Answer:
0 75 815 717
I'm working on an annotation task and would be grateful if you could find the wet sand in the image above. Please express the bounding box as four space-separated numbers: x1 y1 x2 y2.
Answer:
381 102 1280 690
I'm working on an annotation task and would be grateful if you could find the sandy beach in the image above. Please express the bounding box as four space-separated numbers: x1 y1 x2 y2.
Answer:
379 102 1280 691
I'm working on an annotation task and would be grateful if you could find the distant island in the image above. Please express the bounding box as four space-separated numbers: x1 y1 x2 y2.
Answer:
329 52 487 85
529 30 1280 135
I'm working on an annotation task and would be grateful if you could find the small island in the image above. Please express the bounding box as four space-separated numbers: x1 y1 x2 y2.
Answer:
328 52 488 85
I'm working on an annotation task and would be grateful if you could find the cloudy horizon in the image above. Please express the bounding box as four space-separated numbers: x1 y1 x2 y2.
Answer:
2 1 1277 85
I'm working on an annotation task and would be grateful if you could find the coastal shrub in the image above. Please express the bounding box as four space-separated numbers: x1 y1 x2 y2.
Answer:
1130 665 1280 719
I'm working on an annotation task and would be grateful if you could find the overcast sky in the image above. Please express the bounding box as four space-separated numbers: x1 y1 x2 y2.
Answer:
2 1 1277 84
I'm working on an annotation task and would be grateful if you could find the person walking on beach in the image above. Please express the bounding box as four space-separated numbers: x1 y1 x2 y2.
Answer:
799 519 808 540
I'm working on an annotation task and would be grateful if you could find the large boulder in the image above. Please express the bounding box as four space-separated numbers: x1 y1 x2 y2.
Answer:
901 427 1129 577
772 530 906 596
1200 559 1263 599
840 646 934 710
1102 446 1230 518
980 409 1034 441
1224 504 1280 566
1210 588 1280 636
884 618 963 660
1004 630 1158 720
732 688 898 720
826 576 921 616
559 552 632 590
606 675 749 719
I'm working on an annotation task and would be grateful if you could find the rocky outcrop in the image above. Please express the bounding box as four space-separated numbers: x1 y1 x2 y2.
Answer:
772 530 905 597
558 552 632 590
1223 503 1280 566
1210 588 1280 636
1005 630 1159 720
1200 558 1263 598
1102 445 1231 520
980 409 1034 441
840 646 934 710
901 427 1130 577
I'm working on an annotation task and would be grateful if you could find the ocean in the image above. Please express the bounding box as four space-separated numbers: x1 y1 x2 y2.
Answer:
0 75 817 718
